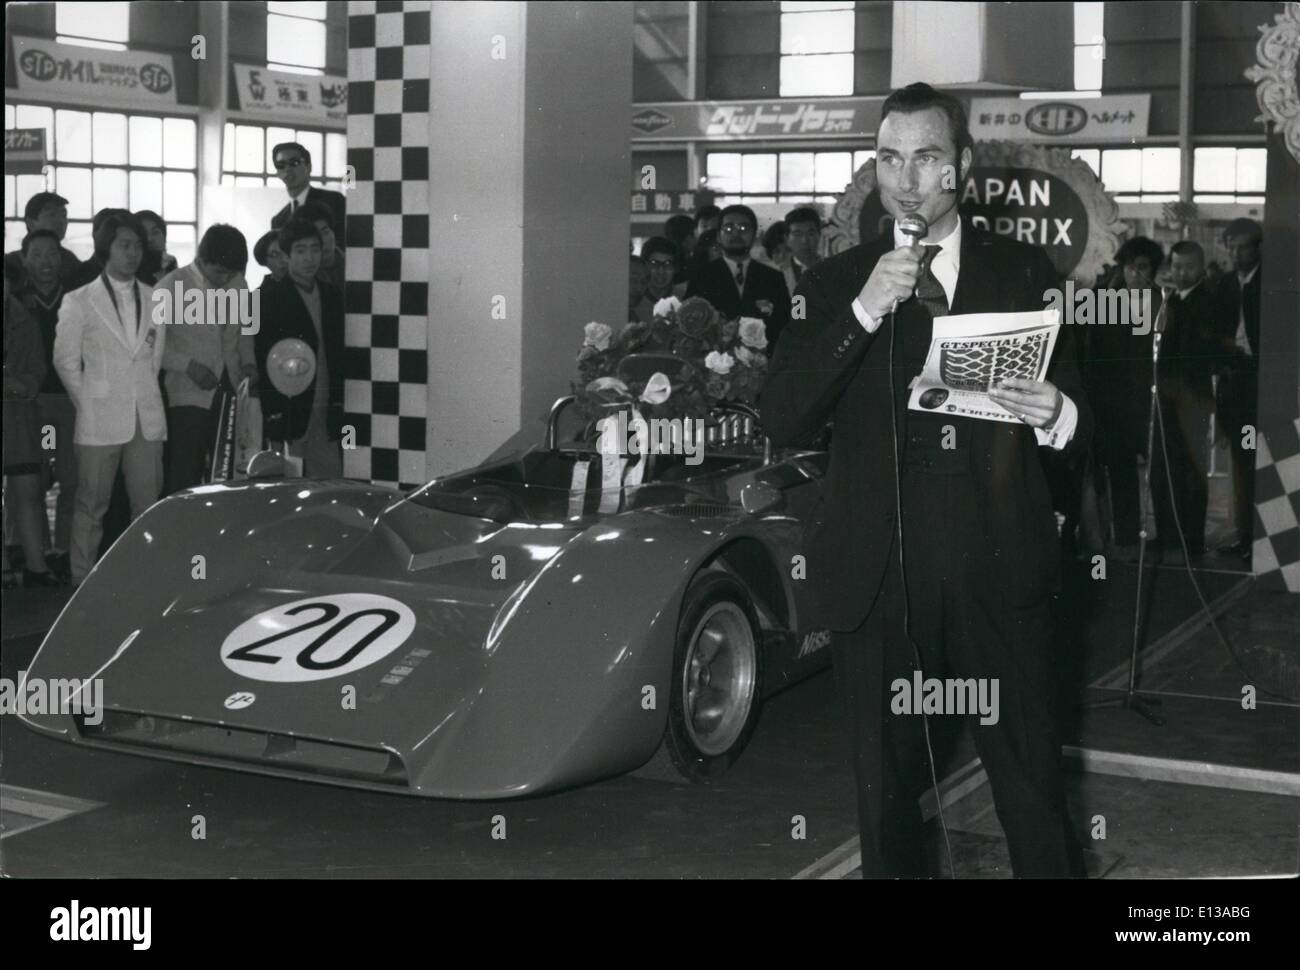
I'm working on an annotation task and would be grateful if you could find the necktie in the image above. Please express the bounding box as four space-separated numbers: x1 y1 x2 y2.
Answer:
734 263 745 291
915 245 948 318
793 261 804 283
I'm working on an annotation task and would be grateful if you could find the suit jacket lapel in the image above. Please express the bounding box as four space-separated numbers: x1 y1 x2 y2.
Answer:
90 278 132 351
949 217 992 316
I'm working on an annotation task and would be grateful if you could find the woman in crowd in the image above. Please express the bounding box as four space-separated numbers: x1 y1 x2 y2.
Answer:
134 209 179 285
253 229 290 285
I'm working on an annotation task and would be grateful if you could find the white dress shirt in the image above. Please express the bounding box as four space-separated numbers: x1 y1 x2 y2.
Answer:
850 219 1078 450
1233 264 1258 355
723 255 750 291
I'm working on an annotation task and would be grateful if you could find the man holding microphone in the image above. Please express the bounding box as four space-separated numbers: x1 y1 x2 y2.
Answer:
760 82 1092 878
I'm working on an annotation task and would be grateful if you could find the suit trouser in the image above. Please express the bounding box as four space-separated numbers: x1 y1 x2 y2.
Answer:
1151 389 1211 550
71 415 163 582
1216 356 1258 544
36 394 77 552
830 468 1082 878
166 402 221 494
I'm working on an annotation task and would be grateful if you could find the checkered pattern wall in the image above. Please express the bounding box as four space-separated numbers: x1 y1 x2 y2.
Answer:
1253 418 1300 593
344 0 432 489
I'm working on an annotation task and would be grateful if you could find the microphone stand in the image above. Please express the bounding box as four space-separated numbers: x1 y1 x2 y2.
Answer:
1085 285 1169 726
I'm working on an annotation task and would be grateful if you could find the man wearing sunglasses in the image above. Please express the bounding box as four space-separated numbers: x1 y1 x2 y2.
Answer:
269 142 346 239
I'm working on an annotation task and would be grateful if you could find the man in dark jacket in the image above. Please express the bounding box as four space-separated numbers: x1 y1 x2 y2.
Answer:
760 83 1091 878
254 219 346 479
687 204 791 353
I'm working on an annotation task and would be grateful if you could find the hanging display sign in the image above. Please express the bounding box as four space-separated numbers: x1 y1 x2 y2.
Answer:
970 94 1150 143
11 36 178 107
4 129 48 174
631 97 884 141
232 64 348 129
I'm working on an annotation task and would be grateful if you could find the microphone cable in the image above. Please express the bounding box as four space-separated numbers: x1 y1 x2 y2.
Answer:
886 279 956 879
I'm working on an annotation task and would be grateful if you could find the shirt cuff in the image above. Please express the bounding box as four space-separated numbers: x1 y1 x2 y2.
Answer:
851 297 882 334
1034 394 1078 450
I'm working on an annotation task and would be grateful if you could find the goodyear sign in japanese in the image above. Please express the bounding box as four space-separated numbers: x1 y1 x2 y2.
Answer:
233 64 348 129
12 36 177 107
631 98 883 141
970 95 1150 143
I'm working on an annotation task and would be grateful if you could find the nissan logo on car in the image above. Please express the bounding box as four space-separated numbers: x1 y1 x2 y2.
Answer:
1025 102 1088 136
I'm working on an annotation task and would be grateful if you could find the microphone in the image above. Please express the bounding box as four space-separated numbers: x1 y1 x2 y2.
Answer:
890 213 930 315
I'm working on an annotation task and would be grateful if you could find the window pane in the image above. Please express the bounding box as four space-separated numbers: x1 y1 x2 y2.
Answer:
1071 148 1100 178
268 0 326 18
295 131 324 175
1074 46 1102 91
222 123 236 174
56 1 129 43
163 118 197 169
15 175 48 213
1193 147 1235 192
267 14 327 69
1140 147 1179 192
6 220 27 255
1236 148 1266 192
56 110 93 163
741 154 777 193
853 150 875 173
1074 1 1104 44
325 133 347 178
93 167 128 211
4 177 14 218
779 153 815 192
741 195 776 205
168 224 197 267
1191 194 1236 204
1101 148 1141 192
780 1 853 11
163 171 196 223
4 105 13 128
814 151 851 192
780 53 853 96
706 153 742 193
780 10 855 54
131 116 163 167
266 127 296 173
92 113 127 164
64 221 93 260
130 170 163 213
235 125 264 174
55 167 93 219
236 176 267 188
15 105 54 140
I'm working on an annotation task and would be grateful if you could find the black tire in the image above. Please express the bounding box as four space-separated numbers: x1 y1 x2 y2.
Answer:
662 571 764 781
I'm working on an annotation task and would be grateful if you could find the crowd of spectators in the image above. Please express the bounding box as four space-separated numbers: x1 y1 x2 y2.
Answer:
2 141 348 587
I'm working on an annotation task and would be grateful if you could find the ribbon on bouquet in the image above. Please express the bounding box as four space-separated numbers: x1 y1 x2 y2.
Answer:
594 404 649 514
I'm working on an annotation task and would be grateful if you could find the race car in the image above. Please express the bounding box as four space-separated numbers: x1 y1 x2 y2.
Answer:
19 396 835 799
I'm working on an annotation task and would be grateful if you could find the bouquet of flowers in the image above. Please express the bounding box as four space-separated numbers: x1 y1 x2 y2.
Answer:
572 295 769 426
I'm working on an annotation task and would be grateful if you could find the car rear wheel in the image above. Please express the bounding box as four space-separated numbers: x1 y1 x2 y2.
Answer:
663 572 763 781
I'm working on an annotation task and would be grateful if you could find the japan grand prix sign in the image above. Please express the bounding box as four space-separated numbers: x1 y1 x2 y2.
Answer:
824 141 1122 284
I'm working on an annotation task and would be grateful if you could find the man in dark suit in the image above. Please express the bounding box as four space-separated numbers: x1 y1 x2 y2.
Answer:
1211 219 1262 560
687 204 791 353
760 83 1091 878
1152 241 1218 558
254 219 347 479
269 141 346 236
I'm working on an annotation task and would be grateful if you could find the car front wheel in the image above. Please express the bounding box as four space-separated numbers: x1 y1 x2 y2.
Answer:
663 572 763 781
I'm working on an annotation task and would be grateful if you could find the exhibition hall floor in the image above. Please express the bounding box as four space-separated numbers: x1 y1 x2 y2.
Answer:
2 552 1293 879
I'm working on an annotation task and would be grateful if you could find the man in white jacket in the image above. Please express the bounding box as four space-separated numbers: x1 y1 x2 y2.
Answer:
156 225 258 492
53 212 167 585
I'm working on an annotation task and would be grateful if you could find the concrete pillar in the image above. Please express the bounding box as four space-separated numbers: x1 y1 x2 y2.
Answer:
425 0 633 476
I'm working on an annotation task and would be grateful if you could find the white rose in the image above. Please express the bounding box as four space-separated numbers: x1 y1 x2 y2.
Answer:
583 321 613 351
639 372 672 405
734 345 759 367
738 317 768 350
652 296 682 318
705 351 736 375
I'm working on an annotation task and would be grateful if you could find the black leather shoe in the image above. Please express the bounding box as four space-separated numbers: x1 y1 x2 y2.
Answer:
1216 541 1251 560
45 551 71 582
23 567 63 588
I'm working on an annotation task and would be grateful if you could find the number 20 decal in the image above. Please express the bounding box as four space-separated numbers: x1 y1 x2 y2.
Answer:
221 594 416 683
